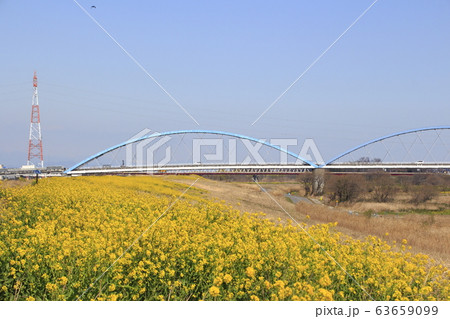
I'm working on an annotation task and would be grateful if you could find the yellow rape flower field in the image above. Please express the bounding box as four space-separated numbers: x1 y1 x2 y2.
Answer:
0 176 448 301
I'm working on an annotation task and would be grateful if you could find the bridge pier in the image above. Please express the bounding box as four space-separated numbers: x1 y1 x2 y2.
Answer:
312 168 325 195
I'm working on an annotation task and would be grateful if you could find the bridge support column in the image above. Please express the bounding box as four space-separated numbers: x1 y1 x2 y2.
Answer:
312 168 325 195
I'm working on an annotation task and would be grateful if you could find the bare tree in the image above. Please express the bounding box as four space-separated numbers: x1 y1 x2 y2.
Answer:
300 174 314 196
300 170 325 196
370 174 397 202
328 176 360 202
410 185 438 204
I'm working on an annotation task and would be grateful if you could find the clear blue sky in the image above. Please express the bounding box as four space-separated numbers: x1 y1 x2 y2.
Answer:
1 0 449 167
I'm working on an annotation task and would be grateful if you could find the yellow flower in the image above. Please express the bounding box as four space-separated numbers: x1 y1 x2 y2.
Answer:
209 286 220 297
318 288 333 301
0 175 448 301
213 276 223 286
274 280 285 289
58 276 68 286
26 296 35 301
420 286 432 295
319 274 332 287
13 281 21 290
223 274 233 284
45 283 57 292
109 294 119 301
245 267 255 278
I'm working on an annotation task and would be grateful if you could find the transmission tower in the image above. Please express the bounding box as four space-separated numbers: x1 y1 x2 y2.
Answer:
27 72 44 168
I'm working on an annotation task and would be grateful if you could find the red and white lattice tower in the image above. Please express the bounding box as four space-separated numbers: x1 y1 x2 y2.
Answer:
27 72 44 168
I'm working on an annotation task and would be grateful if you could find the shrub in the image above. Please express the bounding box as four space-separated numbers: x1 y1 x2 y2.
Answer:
328 176 360 203
370 174 397 202
410 185 438 205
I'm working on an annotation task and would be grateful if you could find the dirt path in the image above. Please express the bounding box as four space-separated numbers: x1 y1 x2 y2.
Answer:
285 193 314 204
164 176 450 266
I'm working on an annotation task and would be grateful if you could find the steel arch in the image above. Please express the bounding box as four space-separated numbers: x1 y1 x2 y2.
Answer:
322 126 450 167
65 130 318 173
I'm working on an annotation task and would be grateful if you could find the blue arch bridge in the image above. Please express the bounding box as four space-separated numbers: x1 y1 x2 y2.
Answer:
60 126 450 176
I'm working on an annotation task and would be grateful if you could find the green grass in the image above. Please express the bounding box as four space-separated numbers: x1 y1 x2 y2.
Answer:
285 196 294 204
373 209 450 216
405 208 450 215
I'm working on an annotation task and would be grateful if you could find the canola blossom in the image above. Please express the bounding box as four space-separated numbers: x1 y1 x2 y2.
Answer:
0 176 448 301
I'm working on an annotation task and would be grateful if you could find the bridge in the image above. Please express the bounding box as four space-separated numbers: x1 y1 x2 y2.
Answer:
62 126 450 176
0 166 65 180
